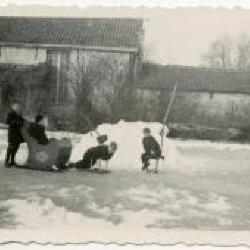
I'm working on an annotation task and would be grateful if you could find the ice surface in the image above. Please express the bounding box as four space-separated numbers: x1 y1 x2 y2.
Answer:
1 120 250 235
1 120 250 173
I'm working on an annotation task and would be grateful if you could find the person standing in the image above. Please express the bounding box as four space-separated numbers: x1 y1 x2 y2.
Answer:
4 102 24 167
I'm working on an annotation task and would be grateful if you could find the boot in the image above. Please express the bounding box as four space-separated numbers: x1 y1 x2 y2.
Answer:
142 162 149 171
4 161 11 168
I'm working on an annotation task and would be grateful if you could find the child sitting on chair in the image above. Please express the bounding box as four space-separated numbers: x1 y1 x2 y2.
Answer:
28 115 49 145
141 127 163 171
71 141 118 170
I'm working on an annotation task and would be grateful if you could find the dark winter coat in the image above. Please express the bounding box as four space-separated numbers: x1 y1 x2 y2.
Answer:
76 145 114 169
142 135 161 157
28 123 49 145
6 110 24 144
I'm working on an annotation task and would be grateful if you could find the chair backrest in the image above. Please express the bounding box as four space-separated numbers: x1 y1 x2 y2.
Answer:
21 122 38 146
21 121 72 169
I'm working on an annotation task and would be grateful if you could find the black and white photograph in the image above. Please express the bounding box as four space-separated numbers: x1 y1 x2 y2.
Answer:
0 0 250 245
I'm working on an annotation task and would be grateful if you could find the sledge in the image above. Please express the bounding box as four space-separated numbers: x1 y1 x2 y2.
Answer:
14 164 66 173
76 167 111 174
20 121 72 171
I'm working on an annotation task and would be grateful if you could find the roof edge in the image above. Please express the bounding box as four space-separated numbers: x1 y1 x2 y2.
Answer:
0 16 143 21
142 62 250 74
0 42 139 53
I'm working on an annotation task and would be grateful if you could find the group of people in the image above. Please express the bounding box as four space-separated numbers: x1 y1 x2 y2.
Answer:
4 102 49 168
4 102 163 171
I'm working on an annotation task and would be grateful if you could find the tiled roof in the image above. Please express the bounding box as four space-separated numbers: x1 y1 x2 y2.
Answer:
0 17 143 49
137 63 250 94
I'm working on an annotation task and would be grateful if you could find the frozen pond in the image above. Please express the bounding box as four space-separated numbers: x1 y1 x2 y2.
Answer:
0 121 250 242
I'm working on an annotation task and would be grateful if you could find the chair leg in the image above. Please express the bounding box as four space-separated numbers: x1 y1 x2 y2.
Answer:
97 159 102 169
155 159 159 173
105 160 109 169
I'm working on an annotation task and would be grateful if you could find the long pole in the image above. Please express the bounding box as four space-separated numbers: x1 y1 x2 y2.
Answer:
83 115 100 137
160 83 178 150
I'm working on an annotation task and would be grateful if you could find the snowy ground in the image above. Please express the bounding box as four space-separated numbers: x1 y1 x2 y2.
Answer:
1 121 250 242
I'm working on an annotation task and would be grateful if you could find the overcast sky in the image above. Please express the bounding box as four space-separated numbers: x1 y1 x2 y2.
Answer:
1 0 250 8
1 3 250 66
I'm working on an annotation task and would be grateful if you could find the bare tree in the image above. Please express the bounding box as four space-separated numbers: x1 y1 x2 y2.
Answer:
236 34 250 71
68 54 122 131
202 36 234 70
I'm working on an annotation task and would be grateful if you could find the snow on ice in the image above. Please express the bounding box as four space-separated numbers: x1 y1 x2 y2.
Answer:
1 120 250 235
69 120 176 171
1 120 250 172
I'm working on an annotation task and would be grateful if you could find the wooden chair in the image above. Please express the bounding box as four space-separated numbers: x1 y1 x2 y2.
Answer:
20 122 72 171
96 159 109 170
146 158 159 173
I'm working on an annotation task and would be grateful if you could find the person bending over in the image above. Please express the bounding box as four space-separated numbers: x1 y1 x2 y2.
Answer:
73 142 118 169
5 102 24 167
141 127 163 171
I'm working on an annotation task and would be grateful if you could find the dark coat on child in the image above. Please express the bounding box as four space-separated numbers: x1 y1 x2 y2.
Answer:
142 135 161 157
6 110 24 144
141 135 161 167
76 145 114 169
28 123 49 145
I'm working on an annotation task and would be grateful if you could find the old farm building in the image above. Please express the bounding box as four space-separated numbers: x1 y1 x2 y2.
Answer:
0 17 143 130
119 63 250 128
1 17 250 130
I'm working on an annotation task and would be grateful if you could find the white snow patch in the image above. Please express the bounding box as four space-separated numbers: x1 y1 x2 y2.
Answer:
56 185 94 199
202 192 231 213
87 202 112 216
69 120 181 171
5 198 116 230
1 120 250 174
119 184 231 218
4 185 232 231
4 197 169 231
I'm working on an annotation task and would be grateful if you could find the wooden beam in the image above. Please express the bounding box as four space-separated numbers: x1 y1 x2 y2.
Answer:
132 85 250 95
0 42 139 54
56 52 61 104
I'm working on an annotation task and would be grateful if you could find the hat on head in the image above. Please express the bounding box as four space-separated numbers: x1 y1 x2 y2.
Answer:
97 134 108 144
110 141 118 150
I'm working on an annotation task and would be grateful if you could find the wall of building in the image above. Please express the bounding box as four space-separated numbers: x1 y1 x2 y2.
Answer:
42 48 135 128
2 47 250 130
0 47 47 65
68 49 132 118
172 92 250 128
0 46 138 130
119 88 250 128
